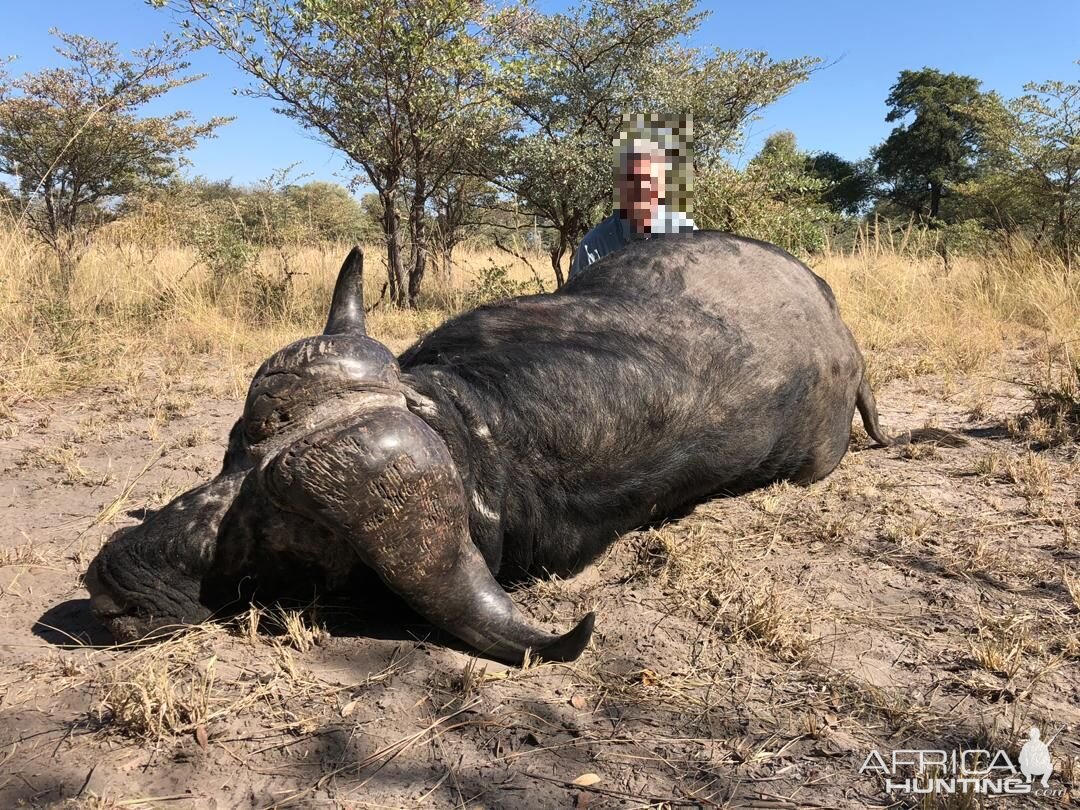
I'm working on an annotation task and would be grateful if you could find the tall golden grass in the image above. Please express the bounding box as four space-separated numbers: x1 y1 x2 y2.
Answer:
1 222 1077 403
0 226 555 401
817 230 1079 383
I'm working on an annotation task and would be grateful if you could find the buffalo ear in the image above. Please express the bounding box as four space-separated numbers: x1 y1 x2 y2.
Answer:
324 246 366 336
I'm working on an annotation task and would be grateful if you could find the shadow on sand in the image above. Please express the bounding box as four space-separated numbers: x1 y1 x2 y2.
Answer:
33 566 479 659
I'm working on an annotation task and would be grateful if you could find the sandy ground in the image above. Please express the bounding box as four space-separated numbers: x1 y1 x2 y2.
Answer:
0 343 1077 809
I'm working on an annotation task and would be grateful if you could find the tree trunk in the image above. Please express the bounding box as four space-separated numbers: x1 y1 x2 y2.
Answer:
548 230 567 288
379 190 407 307
407 192 428 308
937 238 951 275
929 181 942 220
37 244 77 341
1057 193 1073 278
441 243 454 287
435 189 458 287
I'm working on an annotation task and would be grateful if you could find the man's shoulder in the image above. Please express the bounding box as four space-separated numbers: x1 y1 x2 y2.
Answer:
570 212 628 280
581 211 631 251
586 211 623 236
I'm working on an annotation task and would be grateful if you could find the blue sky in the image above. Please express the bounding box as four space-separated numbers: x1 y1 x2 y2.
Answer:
3 0 1078 186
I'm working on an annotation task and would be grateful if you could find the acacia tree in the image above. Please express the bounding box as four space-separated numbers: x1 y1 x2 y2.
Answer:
805 152 876 216
486 0 818 285
696 131 835 255
283 181 374 243
872 68 992 221
968 66 1080 270
160 0 507 307
430 173 502 282
0 31 227 295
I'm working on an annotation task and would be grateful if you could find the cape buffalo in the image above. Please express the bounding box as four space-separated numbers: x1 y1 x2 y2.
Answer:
84 232 898 664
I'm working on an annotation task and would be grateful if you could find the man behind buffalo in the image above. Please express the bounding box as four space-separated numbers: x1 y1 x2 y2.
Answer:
569 131 696 281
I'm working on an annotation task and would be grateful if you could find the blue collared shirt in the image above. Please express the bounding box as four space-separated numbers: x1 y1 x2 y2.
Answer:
569 205 697 281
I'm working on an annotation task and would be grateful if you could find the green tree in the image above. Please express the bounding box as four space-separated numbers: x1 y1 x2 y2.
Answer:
805 152 876 215
486 0 818 285
159 0 507 307
0 31 227 295
873 68 991 220
283 181 372 243
967 64 1080 269
697 131 835 255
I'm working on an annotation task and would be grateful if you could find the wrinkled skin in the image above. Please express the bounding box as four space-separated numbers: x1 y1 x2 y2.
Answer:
85 233 899 664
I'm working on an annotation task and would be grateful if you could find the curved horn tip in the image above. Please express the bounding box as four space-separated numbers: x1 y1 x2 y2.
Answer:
531 611 595 664
324 246 366 335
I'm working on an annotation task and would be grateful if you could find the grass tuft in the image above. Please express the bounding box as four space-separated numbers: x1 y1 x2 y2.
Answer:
1011 355 1080 448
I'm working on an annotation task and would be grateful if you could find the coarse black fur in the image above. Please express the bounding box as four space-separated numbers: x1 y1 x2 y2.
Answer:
396 232 869 581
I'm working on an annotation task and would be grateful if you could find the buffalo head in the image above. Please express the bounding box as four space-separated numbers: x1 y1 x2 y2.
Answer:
85 248 594 664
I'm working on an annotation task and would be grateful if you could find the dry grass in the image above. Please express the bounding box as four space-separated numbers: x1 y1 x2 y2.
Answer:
89 609 337 743
966 611 1029 679
266 606 331 653
1009 354 1080 448
2 222 1078 403
0 225 556 401
1002 451 1053 500
718 578 811 658
93 626 237 740
815 234 1080 385
1064 569 1080 614
0 541 46 567
627 515 812 661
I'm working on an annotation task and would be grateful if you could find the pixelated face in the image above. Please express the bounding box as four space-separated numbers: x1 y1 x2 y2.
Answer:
617 153 665 231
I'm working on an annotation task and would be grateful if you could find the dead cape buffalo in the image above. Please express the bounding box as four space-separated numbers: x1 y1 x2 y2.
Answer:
84 231 903 665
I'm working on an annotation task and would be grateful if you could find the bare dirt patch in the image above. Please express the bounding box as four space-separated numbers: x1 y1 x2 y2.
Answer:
1 345 1077 809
